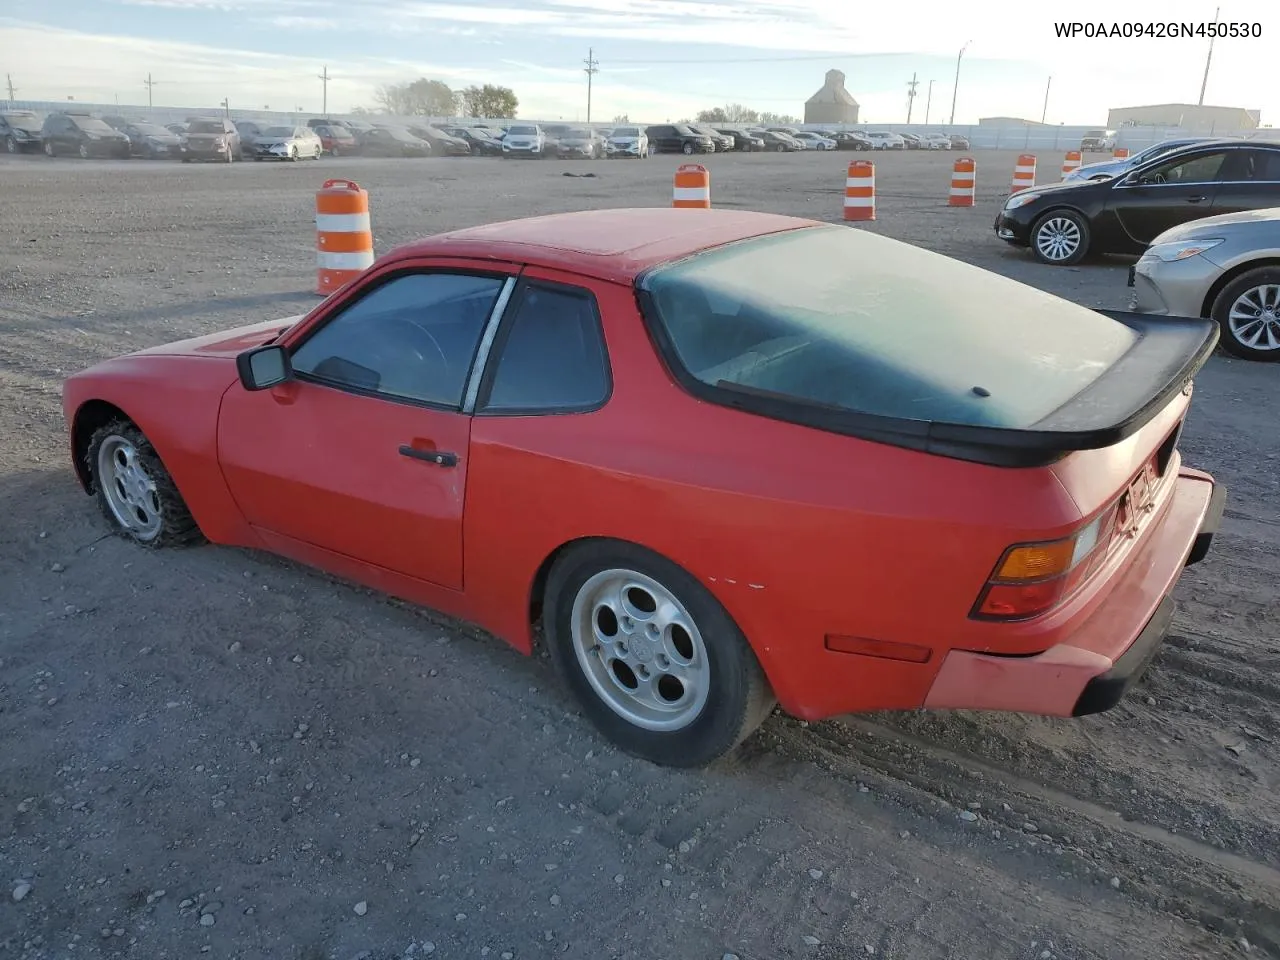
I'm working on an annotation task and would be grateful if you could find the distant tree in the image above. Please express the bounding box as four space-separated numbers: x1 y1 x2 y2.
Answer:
373 79 459 116
348 105 377 116
460 84 519 119
759 112 800 125
696 103 760 124
612 113 630 123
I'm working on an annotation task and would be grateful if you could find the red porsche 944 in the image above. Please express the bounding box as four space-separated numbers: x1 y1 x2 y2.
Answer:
61 208 1225 767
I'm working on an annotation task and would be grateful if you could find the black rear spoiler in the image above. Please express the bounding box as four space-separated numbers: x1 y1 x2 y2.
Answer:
708 311 1219 469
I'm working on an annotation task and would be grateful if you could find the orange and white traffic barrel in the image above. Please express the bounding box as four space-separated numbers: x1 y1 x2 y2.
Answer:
1010 154 1036 193
843 160 875 221
316 178 374 295
948 157 976 206
1113 147 1130 159
1061 150 1082 178
672 163 711 208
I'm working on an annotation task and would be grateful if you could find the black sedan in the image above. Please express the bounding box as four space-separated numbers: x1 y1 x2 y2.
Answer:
123 122 183 159
644 124 714 155
359 126 431 157
1 110 44 153
442 126 503 156
994 139 1280 265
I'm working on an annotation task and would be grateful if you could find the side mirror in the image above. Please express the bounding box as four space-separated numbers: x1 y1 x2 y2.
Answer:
236 344 293 391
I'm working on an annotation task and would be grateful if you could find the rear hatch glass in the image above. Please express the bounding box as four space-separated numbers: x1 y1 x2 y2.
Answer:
641 225 1135 429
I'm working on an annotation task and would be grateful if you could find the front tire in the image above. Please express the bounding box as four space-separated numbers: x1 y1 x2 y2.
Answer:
79 143 90 159
86 421 203 548
1030 209 1090 265
544 541 775 768
5 136 16 154
1210 267 1280 361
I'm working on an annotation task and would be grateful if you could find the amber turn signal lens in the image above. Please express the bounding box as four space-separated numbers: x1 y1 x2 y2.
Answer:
995 540 1076 581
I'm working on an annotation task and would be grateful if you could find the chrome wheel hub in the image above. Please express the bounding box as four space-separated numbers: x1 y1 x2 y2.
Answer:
1035 217 1081 261
97 436 162 541
570 568 711 732
1229 284 1280 351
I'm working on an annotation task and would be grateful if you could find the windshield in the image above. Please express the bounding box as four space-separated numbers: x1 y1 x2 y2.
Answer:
263 126 295 137
507 125 537 136
129 123 169 136
641 226 1137 429
3 112 41 131
564 128 591 138
187 121 225 134
70 116 114 132
612 126 639 137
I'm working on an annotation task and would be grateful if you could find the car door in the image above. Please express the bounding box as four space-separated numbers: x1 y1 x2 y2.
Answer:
1109 148 1229 245
216 263 517 591
1208 148 1280 217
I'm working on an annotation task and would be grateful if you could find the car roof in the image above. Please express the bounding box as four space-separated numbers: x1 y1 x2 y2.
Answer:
385 208 820 284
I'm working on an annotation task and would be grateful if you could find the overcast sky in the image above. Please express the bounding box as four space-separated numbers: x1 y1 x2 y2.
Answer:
1 0 1274 124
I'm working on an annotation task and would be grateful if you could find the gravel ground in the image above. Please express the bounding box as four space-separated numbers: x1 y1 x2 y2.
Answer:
1 149 1278 960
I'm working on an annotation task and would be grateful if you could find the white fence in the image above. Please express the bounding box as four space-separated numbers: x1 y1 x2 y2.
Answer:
3 99 1270 153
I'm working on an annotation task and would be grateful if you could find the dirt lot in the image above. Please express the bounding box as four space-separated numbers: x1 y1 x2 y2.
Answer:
1 148 1278 960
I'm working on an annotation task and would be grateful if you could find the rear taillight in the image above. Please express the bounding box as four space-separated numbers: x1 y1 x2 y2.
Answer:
972 505 1119 621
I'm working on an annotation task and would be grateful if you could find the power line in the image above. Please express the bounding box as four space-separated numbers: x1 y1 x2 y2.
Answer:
604 52 902 65
583 47 599 123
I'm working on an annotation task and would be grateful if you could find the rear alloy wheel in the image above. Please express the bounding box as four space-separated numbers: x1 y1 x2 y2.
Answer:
86 421 203 547
44 140 55 157
544 541 775 768
682 142 694 155
79 143 90 159
5 136 16 154
1030 210 1090 265
1210 267 1280 361
289 146 297 162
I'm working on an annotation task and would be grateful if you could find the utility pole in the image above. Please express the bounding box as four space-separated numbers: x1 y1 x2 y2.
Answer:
1198 5 1220 105
5 73 16 103
905 72 919 124
1041 75 1052 124
949 40 970 126
143 72 169 109
924 79 934 124
583 47 599 123
220 97 230 118
318 64 330 116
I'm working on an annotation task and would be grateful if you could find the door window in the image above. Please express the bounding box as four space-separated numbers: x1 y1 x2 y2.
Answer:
1135 151 1228 185
289 271 506 408
1233 149 1280 181
479 283 611 414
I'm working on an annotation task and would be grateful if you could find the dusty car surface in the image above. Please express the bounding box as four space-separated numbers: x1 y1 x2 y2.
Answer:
61 208 1224 768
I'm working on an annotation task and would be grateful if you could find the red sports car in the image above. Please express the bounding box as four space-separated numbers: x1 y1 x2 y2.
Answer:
62 208 1225 768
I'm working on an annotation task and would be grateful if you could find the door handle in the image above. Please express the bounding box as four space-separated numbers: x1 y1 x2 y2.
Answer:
399 445 457 468
1187 195 1207 203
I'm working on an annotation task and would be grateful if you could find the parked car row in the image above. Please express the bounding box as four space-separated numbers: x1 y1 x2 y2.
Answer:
994 136 1280 362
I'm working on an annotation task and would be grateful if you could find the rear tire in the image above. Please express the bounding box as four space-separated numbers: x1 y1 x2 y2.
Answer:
544 540 775 768
86 421 204 548
1209 266 1280 362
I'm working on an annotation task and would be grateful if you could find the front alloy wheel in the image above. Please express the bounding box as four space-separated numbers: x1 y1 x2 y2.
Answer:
79 143 90 159
1031 211 1090 265
1211 267 1280 361
544 541 775 767
87 422 203 547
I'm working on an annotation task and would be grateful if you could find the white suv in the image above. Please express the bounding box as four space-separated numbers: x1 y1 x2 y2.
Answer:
605 125 649 159
502 124 546 158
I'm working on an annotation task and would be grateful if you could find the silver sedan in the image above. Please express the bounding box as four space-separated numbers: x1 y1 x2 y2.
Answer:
1129 206 1280 361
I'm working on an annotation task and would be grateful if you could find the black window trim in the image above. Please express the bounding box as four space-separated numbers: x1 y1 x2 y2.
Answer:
472 276 614 418
285 265 518 414
632 240 1217 469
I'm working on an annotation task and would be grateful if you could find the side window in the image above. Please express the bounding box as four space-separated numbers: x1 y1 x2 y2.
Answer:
1237 149 1280 181
479 283 610 414
290 272 505 408
1140 151 1227 184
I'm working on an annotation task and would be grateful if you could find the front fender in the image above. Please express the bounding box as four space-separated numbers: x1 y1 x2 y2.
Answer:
62 355 260 547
